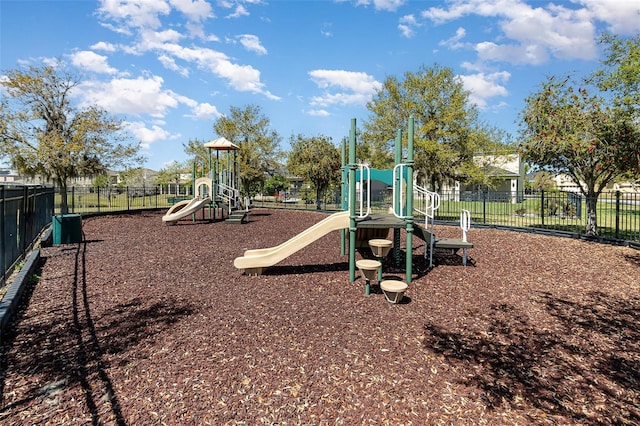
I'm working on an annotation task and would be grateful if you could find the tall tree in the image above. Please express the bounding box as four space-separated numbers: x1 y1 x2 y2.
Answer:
183 138 210 174
287 134 341 210
519 76 640 236
363 64 503 190
156 161 185 196
212 104 283 196
0 64 142 213
592 33 640 117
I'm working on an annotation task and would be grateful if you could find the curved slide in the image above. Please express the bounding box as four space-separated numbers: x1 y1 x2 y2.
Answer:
162 197 211 223
234 211 349 274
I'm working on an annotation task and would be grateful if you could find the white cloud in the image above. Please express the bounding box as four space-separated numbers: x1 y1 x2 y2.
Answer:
475 41 550 65
124 120 176 149
422 0 600 64
189 102 222 119
169 0 212 21
158 54 190 76
226 4 249 19
458 70 511 109
236 34 267 55
307 109 330 117
77 75 183 117
578 0 640 34
439 27 467 50
97 0 171 30
90 41 117 52
398 14 419 38
69 51 118 74
356 0 406 12
308 70 382 107
155 43 279 98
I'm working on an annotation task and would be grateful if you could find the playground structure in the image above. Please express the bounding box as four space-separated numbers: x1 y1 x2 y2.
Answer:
162 138 248 225
234 117 474 287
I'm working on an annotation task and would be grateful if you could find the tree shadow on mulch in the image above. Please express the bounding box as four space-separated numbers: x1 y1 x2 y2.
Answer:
265 261 349 275
623 251 640 267
422 291 640 424
0 241 196 425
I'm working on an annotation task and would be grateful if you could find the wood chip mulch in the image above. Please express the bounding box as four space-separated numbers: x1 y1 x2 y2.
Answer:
1 208 639 425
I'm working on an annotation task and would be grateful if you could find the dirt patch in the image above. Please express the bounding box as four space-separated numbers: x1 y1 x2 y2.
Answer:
1 208 639 425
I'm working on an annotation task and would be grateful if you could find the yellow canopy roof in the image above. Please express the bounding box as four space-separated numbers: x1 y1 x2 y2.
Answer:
204 137 239 151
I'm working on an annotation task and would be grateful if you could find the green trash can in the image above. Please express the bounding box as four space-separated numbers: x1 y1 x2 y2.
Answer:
52 214 83 245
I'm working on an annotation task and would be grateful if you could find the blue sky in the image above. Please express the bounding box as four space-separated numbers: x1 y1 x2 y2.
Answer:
2 0 639 171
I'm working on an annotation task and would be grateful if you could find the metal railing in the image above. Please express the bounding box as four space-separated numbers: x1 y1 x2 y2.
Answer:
1 185 54 286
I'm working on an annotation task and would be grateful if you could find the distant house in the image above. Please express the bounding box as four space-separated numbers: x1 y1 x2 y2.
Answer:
1 168 161 188
553 173 640 194
442 154 525 203
0 169 20 184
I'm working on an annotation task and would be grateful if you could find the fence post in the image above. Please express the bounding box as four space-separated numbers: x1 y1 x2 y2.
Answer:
97 186 101 213
71 186 75 213
540 190 545 227
482 189 487 224
126 187 130 210
1 185 5 285
615 190 621 240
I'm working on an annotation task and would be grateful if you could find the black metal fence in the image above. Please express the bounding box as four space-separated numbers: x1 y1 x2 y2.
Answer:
253 187 640 244
1 185 54 286
54 185 172 215
29 185 640 247
434 189 640 243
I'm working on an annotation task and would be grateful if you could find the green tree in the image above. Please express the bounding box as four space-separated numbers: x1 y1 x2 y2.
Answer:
363 64 504 189
593 33 640 116
287 134 341 210
183 137 210 174
519 76 640 235
212 105 283 196
531 171 556 192
263 174 288 197
92 173 114 207
156 161 185 196
0 64 142 213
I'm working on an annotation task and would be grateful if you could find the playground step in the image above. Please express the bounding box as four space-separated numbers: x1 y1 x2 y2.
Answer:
225 210 248 224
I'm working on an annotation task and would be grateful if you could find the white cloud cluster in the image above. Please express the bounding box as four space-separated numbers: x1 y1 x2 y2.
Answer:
80 0 275 149
458 71 510 109
415 0 640 111
69 51 118 74
235 34 268 55
422 0 640 64
356 0 406 12
308 70 382 113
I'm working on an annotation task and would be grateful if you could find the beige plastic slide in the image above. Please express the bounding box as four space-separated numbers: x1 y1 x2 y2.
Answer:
234 210 350 274
162 197 211 223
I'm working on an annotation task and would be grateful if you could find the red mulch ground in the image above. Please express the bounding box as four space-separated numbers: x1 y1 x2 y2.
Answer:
1 208 639 425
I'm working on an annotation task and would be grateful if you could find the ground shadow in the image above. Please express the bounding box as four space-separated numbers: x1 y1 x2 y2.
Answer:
422 291 640 424
624 251 640 267
0 241 196 425
265 261 349 275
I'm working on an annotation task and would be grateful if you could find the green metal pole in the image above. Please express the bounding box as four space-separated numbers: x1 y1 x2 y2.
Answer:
192 162 196 223
349 118 357 283
393 129 402 267
406 117 415 284
341 138 347 256
209 148 214 220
